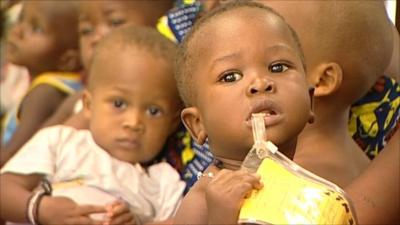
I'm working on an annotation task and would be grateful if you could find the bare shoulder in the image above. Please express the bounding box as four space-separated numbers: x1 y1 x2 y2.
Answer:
20 84 67 119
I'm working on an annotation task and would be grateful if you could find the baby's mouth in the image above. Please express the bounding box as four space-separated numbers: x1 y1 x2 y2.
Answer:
264 110 277 116
245 100 283 127
246 100 279 119
116 138 141 150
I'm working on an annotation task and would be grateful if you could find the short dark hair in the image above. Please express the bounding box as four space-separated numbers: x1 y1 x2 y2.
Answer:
88 25 177 90
175 0 305 106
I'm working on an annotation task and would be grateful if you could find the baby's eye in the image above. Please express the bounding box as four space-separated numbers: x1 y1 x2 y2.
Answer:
79 24 93 36
113 99 126 109
109 18 126 28
147 106 163 117
31 24 44 34
269 63 289 73
219 71 243 83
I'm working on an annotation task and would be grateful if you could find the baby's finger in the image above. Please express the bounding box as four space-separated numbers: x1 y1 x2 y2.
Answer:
230 172 262 187
78 204 107 216
73 215 103 225
232 182 256 199
106 202 130 218
109 202 128 218
109 212 134 225
107 200 123 209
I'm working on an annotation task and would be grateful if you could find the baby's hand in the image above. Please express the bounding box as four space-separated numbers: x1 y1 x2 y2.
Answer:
205 169 263 224
38 196 106 225
104 200 136 225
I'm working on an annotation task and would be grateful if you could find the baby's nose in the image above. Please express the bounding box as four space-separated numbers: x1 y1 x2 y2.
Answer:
247 78 276 95
122 112 145 133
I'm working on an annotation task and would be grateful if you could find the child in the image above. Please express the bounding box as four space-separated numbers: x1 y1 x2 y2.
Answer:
157 0 399 191
258 0 396 187
173 2 315 224
0 26 185 225
42 0 174 129
1 1 82 166
1 2 29 121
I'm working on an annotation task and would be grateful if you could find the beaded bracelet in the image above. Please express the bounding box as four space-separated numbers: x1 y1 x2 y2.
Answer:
26 179 52 225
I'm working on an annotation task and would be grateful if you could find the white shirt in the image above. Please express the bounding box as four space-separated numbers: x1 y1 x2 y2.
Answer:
1 126 185 223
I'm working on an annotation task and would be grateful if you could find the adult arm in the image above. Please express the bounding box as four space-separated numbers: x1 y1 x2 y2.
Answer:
384 24 399 81
345 129 399 224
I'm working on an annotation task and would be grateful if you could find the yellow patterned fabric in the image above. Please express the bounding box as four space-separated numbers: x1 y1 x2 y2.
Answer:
349 76 399 159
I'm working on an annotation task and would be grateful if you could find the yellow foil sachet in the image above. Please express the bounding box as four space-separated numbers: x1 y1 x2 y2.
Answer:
239 158 356 225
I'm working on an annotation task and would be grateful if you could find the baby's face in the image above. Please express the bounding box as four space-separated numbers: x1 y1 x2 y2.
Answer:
188 8 313 161
86 47 180 164
79 1 158 71
6 2 66 73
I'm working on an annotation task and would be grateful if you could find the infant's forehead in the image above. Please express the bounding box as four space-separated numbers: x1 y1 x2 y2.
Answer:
189 9 296 57
192 8 289 44
30 1 76 18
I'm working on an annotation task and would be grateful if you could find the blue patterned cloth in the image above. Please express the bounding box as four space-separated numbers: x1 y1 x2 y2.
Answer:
349 76 399 159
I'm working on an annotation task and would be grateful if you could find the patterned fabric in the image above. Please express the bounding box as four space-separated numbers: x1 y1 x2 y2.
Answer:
157 0 202 43
1 72 82 145
349 76 400 159
157 124 213 194
157 0 214 193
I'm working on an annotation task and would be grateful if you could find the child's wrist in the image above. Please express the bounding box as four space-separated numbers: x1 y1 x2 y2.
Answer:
26 180 52 225
36 196 52 225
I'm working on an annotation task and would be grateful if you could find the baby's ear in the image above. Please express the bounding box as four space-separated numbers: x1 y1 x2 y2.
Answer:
82 89 92 119
57 49 82 72
310 62 343 96
181 107 207 145
308 87 315 124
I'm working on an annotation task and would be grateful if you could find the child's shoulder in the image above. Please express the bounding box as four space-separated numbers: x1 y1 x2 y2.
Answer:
16 72 83 119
